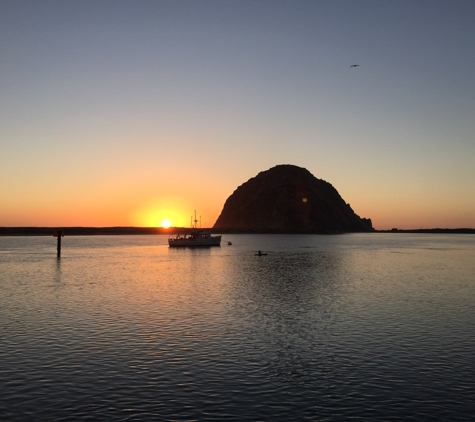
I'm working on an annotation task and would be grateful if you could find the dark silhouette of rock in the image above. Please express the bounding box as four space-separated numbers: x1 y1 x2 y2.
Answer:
213 165 373 233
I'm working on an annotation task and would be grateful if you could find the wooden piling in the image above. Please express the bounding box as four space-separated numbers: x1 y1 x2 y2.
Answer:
54 230 63 258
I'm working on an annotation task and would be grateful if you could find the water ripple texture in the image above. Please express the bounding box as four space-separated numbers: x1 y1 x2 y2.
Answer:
1 234 474 421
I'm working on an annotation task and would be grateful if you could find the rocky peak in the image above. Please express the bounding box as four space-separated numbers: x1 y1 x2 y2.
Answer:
213 164 373 233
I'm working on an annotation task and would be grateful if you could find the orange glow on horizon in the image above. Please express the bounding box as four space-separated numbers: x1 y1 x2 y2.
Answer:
129 197 208 228
133 209 188 228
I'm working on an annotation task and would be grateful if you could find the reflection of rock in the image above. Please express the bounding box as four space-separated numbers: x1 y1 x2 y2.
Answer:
213 164 373 233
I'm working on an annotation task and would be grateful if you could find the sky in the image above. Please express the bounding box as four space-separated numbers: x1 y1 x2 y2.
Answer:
1 0 474 230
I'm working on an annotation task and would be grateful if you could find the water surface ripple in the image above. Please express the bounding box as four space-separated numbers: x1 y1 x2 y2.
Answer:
1 234 474 421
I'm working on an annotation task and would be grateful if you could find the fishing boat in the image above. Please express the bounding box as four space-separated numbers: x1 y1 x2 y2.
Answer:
168 211 221 247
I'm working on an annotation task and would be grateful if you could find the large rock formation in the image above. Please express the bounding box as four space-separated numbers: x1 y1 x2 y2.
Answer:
213 165 373 233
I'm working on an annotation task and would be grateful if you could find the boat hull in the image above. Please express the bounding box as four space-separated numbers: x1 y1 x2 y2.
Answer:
168 235 222 247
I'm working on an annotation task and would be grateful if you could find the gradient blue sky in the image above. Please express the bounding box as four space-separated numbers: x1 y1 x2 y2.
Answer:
1 0 474 229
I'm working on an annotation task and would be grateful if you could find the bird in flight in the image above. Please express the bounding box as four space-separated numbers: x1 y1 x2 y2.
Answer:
350 64 360 67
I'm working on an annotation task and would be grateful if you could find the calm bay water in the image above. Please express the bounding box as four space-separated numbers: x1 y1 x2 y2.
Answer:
1 233 474 421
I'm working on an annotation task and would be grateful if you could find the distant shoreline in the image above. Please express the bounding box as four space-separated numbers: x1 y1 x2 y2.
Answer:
0 227 183 236
1 227 474 236
377 228 475 234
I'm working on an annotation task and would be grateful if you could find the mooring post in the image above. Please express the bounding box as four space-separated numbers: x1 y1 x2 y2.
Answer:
54 230 63 258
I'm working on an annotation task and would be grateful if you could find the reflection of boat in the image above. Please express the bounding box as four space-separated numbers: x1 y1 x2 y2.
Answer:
168 211 221 247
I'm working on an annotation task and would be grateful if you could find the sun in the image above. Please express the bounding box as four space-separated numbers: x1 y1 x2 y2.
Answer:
161 219 171 229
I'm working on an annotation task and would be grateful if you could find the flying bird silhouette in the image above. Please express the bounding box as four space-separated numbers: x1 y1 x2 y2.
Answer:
350 64 360 67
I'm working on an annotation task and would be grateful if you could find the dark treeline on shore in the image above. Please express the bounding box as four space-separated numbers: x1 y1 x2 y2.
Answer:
0 227 192 236
1 227 474 236
378 228 475 234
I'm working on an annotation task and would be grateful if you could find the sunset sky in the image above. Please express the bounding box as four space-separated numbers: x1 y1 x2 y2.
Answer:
1 0 474 230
